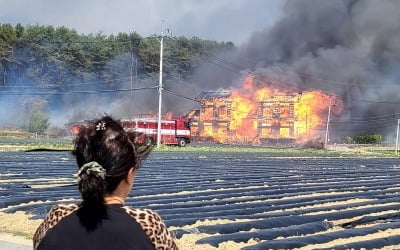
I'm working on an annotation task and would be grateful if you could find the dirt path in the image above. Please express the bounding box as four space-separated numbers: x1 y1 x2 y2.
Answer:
0 233 31 250
326 144 375 154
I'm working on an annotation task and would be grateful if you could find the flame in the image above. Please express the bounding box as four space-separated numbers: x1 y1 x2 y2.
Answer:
196 76 343 144
294 91 342 140
164 112 173 120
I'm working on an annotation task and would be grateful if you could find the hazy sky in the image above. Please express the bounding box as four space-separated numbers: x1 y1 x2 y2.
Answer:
0 0 283 45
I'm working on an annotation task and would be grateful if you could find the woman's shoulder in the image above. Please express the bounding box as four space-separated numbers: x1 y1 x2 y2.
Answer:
121 206 178 250
120 207 165 234
40 203 80 226
50 203 80 213
33 203 80 249
121 206 161 222
44 203 80 222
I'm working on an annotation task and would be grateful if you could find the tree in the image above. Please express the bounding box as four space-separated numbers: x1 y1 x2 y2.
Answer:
28 111 49 135
22 97 49 134
0 23 236 91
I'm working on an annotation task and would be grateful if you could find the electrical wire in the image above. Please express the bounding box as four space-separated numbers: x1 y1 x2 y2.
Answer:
340 112 400 120
163 88 200 103
0 76 135 89
314 123 397 132
198 50 400 105
216 49 400 87
0 86 157 96
12 36 400 91
164 75 204 93
21 39 134 45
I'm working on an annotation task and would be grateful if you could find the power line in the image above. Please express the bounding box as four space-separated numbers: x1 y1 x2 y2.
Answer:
226 51 400 87
10 36 400 88
330 120 397 124
166 59 400 123
0 86 157 96
293 71 400 87
165 74 208 93
199 52 400 105
20 39 134 45
330 117 400 123
163 88 200 103
170 51 400 124
339 112 400 120
0 76 134 89
162 84 398 132
314 124 397 132
197 49 373 97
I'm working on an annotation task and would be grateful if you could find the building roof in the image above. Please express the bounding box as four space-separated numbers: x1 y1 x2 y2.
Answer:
196 90 232 101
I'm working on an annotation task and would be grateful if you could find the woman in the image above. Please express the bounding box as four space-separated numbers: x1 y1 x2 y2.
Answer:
33 116 178 250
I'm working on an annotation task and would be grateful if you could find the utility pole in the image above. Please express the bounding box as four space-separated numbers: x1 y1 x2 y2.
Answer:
324 97 332 146
156 23 164 148
135 57 138 85
396 119 400 155
130 51 134 96
3 68 6 85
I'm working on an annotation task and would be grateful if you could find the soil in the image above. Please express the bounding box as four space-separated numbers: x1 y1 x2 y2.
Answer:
1 151 400 249
0 211 40 241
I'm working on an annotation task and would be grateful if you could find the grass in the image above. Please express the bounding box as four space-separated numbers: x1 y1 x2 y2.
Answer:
153 144 366 157
363 149 399 157
0 141 396 157
347 144 400 157
0 142 342 156
0 144 73 152
0 133 397 157
12 231 33 240
0 138 73 151
0 130 33 139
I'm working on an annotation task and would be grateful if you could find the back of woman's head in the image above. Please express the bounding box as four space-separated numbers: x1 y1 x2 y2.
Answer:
72 115 152 207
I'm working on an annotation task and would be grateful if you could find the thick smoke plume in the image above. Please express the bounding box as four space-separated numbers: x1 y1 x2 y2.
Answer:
193 0 400 140
246 0 400 140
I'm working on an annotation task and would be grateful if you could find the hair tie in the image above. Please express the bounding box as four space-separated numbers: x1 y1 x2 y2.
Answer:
77 161 106 180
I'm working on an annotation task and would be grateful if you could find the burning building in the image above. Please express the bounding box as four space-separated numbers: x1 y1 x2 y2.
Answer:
257 94 297 144
186 76 343 144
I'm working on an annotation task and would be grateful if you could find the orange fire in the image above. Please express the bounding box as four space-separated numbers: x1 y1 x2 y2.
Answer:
197 75 343 144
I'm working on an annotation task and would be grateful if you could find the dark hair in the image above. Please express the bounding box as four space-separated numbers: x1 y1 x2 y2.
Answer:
72 115 152 208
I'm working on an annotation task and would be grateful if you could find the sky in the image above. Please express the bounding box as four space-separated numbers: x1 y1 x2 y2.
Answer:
0 0 284 45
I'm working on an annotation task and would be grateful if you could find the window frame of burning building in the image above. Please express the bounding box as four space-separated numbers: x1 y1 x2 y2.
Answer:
186 91 298 144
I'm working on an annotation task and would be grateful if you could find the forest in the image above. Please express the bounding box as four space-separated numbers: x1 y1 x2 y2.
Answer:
0 23 235 89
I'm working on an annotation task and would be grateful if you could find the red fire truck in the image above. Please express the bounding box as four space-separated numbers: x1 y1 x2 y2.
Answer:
121 118 191 147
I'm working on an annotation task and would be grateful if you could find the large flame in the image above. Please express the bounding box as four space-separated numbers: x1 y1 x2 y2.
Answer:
197 76 343 143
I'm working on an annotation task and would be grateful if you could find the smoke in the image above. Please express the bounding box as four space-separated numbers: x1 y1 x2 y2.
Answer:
66 0 398 141
194 0 400 140
47 73 195 127
2 0 400 141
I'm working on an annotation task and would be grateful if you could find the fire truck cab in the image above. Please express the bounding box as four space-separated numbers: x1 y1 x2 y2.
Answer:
121 118 191 147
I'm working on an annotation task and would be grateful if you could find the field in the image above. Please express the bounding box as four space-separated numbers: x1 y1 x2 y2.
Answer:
1 150 400 249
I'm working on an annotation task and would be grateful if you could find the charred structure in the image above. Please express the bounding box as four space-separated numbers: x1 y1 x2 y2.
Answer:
257 95 297 144
187 90 298 144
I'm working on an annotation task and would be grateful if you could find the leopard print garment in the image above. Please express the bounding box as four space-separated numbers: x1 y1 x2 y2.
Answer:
121 206 178 250
33 204 79 249
33 204 178 250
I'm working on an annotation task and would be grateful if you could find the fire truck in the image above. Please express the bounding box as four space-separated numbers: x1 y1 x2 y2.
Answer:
121 118 191 147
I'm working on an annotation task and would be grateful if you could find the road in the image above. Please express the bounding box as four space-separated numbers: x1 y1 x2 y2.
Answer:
0 240 31 250
0 233 31 250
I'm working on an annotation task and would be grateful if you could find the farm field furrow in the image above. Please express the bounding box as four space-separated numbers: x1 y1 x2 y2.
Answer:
0 151 399 249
